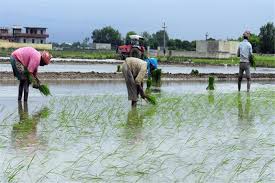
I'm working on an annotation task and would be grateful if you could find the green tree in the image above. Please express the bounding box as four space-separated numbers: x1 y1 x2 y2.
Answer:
259 22 275 53
141 31 152 48
153 30 169 48
92 26 122 46
125 31 137 44
72 41 81 48
167 39 176 50
81 37 90 47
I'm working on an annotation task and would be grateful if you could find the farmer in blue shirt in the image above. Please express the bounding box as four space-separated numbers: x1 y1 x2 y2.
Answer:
237 31 253 92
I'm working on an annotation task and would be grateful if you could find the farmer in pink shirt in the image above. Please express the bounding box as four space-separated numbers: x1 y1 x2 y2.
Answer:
10 47 52 101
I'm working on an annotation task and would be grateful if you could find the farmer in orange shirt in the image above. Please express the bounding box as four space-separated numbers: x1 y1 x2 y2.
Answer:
10 47 52 101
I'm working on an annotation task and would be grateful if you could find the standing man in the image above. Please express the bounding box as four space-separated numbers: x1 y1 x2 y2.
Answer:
237 31 253 92
10 47 52 101
122 57 158 107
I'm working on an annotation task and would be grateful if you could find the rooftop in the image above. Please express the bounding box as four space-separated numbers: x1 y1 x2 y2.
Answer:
24 26 47 29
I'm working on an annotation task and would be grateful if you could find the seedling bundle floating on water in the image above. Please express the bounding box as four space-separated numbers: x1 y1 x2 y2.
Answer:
206 76 215 90
116 65 122 72
191 69 199 75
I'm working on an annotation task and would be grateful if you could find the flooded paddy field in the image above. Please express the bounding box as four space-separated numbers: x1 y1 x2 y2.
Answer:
0 80 274 182
1 63 275 74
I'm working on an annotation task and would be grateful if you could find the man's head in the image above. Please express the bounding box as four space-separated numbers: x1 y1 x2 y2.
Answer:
146 58 158 76
40 51 52 66
243 31 251 40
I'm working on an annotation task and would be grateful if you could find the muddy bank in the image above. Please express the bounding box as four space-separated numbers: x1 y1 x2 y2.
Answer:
1 71 275 81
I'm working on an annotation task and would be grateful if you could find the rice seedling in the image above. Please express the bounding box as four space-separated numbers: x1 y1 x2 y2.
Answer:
23 69 51 96
38 84 51 96
250 55 256 70
190 69 199 75
0 88 274 183
151 69 162 87
206 76 215 90
116 65 122 72
146 95 157 105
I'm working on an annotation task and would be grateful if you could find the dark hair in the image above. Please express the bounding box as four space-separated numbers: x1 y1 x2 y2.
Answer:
243 35 249 40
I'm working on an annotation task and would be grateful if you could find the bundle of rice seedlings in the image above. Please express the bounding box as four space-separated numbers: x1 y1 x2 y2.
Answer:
146 95 157 105
38 85 51 96
250 55 256 70
116 65 122 72
190 69 199 75
152 69 162 87
152 69 162 83
23 69 33 83
206 76 215 90
147 77 152 89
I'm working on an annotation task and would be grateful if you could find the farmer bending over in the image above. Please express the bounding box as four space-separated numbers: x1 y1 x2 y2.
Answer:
10 47 52 101
122 57 158 107
237 31 253 92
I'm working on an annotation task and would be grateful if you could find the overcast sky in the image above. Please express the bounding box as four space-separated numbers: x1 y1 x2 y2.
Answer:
1 0 274 43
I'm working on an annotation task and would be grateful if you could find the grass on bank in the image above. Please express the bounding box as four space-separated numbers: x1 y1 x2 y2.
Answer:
157 55 275 67
1 48 274 67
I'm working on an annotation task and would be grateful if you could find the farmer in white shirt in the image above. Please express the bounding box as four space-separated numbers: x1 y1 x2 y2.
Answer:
237 31 253 92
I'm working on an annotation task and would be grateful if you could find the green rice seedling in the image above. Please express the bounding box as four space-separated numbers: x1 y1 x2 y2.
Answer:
250 55 256 70
146 77 152 89
152 69 162 87
190 69 199 75
206 76 215 90
38 85 51 96
146 95 157 105
145 77 152 95
116 65 122 72
23 69 33 83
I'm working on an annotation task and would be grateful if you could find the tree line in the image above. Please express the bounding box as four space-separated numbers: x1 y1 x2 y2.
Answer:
53 22 274 54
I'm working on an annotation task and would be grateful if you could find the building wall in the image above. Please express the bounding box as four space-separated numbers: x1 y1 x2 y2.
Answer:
0 40 52 50
149 49 232 59
196 40 239 54
18 38 46 44
196 41 208 53
92 43 111 50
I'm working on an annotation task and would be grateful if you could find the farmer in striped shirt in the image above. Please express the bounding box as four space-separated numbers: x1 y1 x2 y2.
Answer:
10 47 52 101
122 57 158 107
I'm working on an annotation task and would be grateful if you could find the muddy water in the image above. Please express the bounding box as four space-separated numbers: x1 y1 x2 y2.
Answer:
0 81 274 182
1 63 275 74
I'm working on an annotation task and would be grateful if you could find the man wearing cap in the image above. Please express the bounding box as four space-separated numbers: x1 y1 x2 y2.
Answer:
237 31 253 92
10 47 52 101
122 57 158 107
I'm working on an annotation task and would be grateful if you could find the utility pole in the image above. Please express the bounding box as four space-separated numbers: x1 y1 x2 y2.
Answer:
162 22 167 55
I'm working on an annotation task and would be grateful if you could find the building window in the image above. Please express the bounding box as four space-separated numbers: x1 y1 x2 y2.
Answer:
32 39 35 43
40 30 43 34
40 40 44 44
23 39 26 43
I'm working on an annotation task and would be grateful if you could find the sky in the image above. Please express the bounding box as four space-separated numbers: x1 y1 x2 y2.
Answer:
1 0 274 43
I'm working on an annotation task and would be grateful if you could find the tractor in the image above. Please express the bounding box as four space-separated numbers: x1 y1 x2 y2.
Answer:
117 35 145 60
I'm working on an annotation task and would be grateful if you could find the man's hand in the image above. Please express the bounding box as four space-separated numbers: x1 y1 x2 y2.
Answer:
32 76 41 89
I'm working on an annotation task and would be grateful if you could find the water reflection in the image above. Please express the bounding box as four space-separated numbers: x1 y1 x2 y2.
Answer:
208 91 215 104
11 101 50 149
123 109 144 144
237 93 253 128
